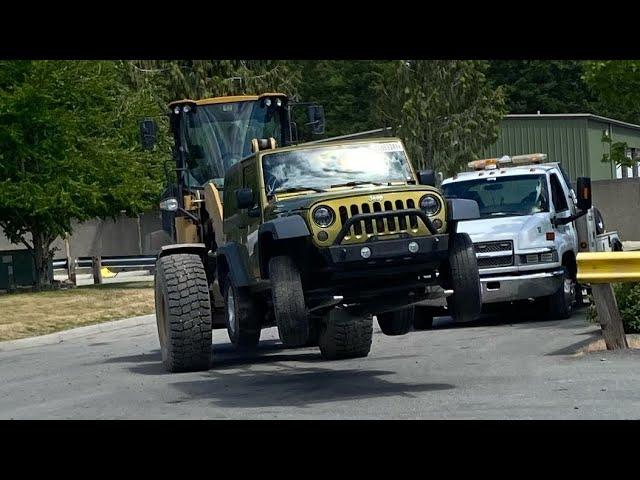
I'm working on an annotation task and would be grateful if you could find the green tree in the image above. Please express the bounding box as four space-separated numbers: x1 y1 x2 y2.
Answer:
487 60 594 114
583 60 640 124
377 60 506 175
0 60 164 288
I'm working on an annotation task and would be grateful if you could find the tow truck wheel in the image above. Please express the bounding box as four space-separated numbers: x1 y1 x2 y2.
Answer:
319 308 373 360
546 267 575 320
269 255 309 347
445 233 481 323
377 307 415 335
223 275 262 348
155 254 212 373
413 306 435 330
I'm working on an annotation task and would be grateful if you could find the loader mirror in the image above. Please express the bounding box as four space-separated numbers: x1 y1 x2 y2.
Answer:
139 118 157 150
418 169 436 187
576 177 592 211
307 105 325 135
235 187 255 209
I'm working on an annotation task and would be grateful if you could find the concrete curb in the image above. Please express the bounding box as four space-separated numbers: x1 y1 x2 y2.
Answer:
0 314 156 352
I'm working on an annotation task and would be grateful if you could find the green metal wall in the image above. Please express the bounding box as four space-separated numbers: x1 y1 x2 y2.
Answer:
482 118 590 181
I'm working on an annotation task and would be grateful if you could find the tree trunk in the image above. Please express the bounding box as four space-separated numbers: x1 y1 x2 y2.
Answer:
592 283 629 350
31 231 54 290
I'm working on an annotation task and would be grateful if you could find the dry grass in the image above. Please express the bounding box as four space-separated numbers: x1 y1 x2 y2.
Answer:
575 334 640 355
0 282 155 342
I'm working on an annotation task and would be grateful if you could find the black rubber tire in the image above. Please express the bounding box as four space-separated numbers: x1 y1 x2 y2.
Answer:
377 307 415 336
269 255 309 347
445 232 481 323
154 254 212 373
546 267 574 320
223 274 261 348
413 306 435 330
593 208 605 235
305 315 321 347
319 308 373 360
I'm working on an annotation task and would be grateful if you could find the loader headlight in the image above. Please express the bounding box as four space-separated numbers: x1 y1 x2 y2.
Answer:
160 197 178 212
420 194 441 216
312 205 335 228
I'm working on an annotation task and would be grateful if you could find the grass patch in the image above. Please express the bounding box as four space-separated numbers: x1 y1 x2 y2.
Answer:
0 281 155 342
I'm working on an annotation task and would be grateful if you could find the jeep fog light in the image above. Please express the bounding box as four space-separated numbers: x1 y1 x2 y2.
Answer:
360 247 371 259
408 241 419 253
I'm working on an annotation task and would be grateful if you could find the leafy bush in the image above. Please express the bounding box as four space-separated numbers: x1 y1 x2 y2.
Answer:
587 283 640 333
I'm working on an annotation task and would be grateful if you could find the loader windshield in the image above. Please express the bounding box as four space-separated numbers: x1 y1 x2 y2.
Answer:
182 100 286 187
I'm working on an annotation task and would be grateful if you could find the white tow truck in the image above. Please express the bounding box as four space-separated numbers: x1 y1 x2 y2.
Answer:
439 153 622 320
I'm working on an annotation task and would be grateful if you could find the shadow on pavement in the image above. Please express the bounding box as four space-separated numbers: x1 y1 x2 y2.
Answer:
170 366 454 409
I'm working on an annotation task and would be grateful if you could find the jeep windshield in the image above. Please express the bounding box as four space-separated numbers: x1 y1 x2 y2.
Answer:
442 174 549 218
261 141 414 196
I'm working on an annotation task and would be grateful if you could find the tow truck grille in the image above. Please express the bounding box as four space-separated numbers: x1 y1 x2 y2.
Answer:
338 200 419 238
474 240 514 269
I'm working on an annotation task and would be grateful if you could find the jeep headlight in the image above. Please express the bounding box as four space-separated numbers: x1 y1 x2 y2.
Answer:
419 194 441 216
312 205 335 228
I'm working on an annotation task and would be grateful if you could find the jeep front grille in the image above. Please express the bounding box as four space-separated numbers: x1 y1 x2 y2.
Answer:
338 200 420 239
474 240 514 269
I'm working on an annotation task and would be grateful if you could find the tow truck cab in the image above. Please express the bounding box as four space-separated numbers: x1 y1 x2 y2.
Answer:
441 153 621 319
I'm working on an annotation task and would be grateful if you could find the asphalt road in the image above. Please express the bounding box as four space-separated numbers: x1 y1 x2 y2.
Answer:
1 308 639 419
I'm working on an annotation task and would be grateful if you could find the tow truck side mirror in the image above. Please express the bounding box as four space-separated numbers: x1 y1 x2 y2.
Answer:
235 187 255 209
576 177 592 211
418 169 436 187
139 118 157 151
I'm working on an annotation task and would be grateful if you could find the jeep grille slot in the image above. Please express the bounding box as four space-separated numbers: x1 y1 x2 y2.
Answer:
406 199 418 229
384 201 396 231
350 204 362 235
395 200 407 230
361 203 374 234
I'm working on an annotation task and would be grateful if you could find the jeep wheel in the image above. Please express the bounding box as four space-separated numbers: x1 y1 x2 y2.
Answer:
319 308 373 360
445 233 481 323
413 306 435 330
224 275 262 348
269 255 309 347
377 307 415 336
155 254 212 373
546 267 575 320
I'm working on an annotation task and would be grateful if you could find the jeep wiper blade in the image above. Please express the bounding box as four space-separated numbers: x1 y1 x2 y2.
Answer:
274 186 327 194
330 181 383 188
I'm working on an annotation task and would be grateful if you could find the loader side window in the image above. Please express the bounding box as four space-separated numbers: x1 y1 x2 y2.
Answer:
550 174 569 213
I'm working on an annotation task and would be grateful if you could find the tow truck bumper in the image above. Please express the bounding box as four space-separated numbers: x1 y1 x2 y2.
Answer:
480 268 565 304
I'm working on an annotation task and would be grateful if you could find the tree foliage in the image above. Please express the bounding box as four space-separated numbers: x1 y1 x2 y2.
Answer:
583 60 640 124
487 60 594 114
0 60 163 287
377 60 506 175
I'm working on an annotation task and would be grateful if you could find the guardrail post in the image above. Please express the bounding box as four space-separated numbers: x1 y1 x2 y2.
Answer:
591 284 629 350
92 256 102 285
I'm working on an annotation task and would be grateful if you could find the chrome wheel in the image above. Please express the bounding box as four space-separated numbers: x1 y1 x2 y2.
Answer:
227 287 237 337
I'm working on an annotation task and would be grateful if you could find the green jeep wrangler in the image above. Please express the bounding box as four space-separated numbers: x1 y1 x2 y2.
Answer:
154 136 481 371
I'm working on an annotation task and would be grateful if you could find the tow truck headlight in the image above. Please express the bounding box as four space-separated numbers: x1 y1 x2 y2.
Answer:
419 194 441 216
520 250 558 264
312 205 335 228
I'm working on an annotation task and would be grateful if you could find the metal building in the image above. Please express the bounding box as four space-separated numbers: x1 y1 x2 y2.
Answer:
482 114 640 181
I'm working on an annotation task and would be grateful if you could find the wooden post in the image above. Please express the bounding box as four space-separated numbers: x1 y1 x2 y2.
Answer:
92 256 103 285
64 234 76 285
591 283 628 350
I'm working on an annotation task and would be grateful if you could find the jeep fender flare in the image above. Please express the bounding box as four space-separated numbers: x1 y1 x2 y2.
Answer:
216 242 254 290
258 215 311 279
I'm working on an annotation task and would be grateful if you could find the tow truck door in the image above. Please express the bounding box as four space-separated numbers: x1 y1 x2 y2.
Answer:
549 171 578 254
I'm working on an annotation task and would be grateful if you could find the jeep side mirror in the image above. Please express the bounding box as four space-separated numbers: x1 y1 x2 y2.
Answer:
307 105 325 135
576 177 592 211
235 187 254 209
418 169 436 187
139 118 157 150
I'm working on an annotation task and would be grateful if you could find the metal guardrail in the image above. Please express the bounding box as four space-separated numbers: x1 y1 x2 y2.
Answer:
53 255 156 271
577 252 640 283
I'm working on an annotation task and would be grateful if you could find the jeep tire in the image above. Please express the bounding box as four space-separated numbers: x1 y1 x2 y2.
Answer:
269 255 309 347
413 306 435 330
445 232 481 323
224 274 262 348
319 308 373 360
377 307 415 336
155 254 212 373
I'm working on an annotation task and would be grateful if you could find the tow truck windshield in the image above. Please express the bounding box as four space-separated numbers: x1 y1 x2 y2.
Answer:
443 174 549 218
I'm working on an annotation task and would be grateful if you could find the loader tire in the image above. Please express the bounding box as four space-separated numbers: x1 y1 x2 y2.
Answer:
155 254 212 373
319 308 373 360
